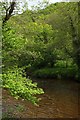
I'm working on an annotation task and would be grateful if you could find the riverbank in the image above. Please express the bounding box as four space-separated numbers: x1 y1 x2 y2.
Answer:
2 79 79 119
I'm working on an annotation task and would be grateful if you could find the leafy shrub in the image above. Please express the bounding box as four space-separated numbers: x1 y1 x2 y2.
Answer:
33 67 78 79
2 67 44 105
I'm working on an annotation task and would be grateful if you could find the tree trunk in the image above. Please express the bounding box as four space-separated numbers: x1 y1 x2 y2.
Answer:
2 1 16 26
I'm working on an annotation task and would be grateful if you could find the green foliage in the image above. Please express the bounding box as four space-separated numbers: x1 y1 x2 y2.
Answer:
26 22 53 43
2 67 44 105
33 59 78 79
33 67 78 79
2 25 26 70
2 22 55 69
2 1 80 91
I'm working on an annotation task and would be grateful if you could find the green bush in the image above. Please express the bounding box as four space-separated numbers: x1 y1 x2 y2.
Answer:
33 67 78 79
2 67 44 105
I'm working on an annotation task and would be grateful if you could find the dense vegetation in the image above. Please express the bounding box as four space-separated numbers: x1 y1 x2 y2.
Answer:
1 1 80 104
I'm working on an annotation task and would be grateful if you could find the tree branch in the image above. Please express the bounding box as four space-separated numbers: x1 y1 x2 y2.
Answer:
2 1 16 25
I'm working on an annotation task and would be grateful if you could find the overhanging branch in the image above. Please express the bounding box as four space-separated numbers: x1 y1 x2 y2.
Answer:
2 0 16 25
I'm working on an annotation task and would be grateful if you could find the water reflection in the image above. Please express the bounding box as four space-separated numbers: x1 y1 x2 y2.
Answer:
34 79 79 118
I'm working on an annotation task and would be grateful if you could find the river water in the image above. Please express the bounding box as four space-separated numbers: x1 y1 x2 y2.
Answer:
33 79 79 118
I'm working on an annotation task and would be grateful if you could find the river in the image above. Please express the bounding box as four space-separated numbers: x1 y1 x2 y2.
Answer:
33 79 79 118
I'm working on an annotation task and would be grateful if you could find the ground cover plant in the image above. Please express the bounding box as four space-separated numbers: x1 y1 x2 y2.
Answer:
2 67 44 105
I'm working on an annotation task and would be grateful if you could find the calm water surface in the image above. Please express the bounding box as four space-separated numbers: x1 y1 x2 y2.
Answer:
33 79 80 118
